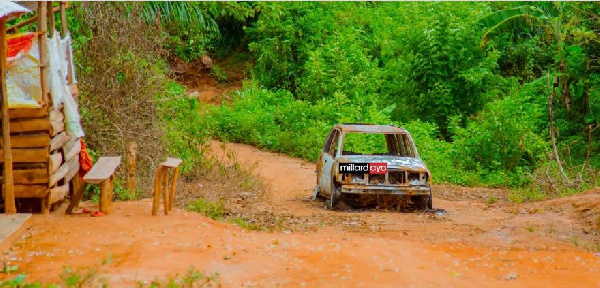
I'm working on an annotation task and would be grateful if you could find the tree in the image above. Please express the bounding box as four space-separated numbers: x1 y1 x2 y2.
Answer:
478 3 595 115
140 2 216 30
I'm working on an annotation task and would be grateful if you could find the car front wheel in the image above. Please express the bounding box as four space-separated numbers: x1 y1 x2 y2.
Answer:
328 182 341 210
427 188 433 209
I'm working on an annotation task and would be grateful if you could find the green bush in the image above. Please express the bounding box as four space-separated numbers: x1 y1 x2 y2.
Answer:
187 198 226 220
451 82 548 187
202 81 557 188
159 81 211 174
204 81 395 161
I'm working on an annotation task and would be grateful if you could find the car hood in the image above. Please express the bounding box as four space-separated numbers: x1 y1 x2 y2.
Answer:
336 155 429 172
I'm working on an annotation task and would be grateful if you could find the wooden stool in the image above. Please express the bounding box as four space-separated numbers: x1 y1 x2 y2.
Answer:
152 157 182 216
82 156 121 215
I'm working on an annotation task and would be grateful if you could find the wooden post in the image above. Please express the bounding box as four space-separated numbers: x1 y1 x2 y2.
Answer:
168 167 180 211
108 175 114 208
37 2 49 107
126 142 137 198
59 2 67 37
37 2 51 214
65 174 84 214
0 18 16 215
152 167 162 216
163 168 169 215
47 2 55 38
99 179 110 214
41 194 50 214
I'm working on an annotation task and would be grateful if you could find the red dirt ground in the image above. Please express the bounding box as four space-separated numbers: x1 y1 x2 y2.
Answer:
2 140 599 287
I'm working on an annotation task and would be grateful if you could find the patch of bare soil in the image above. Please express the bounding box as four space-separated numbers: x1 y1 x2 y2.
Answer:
531 188 600 236
2 140 599 287
169 56 246 104
435 184 511 203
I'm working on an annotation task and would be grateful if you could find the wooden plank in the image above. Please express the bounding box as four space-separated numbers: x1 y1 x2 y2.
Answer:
10 119 51 133
14 163 46 170
12 168 48 184
2 184 48 198
0 148 48 163
49 184 69 204
64 139 80 161
65 154 79 181
160 157 183 168
49 109 64 123
0 134 50 148
50 132 70 152
63 136 78 154
5 108 49 120
49 162 68 188
50 120 65 136
49 152 63 174
83 156 121 184
1 17 16 214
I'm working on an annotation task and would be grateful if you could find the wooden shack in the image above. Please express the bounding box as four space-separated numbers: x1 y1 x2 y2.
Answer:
1 1 82 214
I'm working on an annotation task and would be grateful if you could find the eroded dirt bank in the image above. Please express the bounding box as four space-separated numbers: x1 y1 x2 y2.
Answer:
2 141 599 287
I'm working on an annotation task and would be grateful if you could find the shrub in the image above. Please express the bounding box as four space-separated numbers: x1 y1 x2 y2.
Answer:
450 84 548 187
187 198 226 220
73 3 170 185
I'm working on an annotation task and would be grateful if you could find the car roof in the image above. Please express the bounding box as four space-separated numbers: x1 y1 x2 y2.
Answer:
334 123 408 134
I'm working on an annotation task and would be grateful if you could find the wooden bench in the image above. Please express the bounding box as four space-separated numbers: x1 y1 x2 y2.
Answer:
82 156 121 215
152 157 182 216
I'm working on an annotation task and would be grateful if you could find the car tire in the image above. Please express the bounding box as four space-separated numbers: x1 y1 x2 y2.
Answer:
427 189 433 210
329 182 341 210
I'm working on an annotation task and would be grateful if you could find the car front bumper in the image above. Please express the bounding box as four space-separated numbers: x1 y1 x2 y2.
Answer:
341 184 430 196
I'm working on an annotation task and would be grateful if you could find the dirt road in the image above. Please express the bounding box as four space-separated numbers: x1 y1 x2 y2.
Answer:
2 141 599 287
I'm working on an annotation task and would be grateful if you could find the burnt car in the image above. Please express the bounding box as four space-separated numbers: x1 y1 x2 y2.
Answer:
315 124 432 210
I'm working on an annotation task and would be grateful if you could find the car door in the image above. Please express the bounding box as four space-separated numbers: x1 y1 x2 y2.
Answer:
318 129 340 196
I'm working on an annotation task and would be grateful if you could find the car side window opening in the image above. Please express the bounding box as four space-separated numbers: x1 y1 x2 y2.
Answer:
324 129 340 156
323 130 335 153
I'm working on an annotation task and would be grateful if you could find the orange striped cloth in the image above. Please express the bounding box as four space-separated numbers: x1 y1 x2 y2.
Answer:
79 139 93 179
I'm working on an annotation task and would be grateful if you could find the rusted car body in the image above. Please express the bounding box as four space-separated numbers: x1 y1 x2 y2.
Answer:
315 124 432 210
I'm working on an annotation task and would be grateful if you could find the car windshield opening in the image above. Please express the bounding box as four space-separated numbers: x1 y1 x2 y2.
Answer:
341 133 416 157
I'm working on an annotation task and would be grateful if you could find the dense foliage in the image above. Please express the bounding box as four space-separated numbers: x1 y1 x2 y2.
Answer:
68 2 600 199
199 2 600 195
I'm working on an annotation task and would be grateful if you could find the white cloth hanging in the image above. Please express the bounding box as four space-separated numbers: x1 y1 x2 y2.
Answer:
6 36 43 108
60 33 77 84
47 30 84 138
